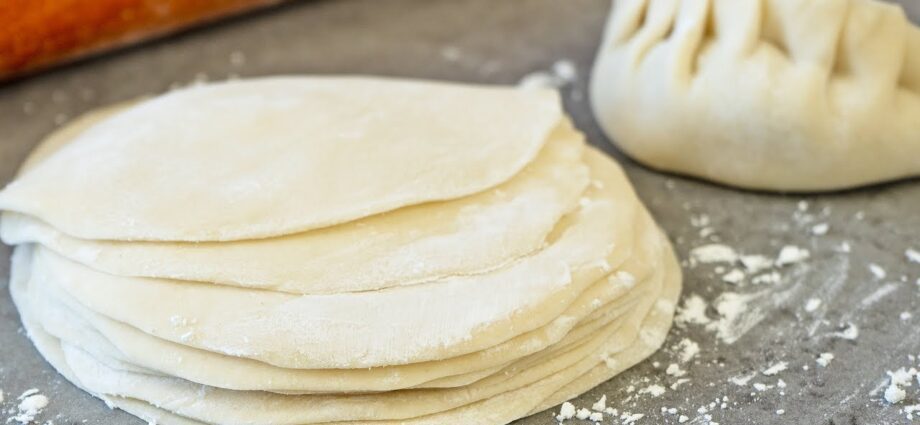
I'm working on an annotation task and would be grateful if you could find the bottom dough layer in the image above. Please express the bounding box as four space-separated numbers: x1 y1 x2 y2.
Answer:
11 231 680 425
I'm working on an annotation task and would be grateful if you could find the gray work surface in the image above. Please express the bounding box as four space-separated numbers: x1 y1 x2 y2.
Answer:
1 1 919 424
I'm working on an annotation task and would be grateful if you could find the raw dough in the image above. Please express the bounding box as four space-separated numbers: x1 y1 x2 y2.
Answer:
1 118 590 294
24 245 650 392
12 241 681 425
0 77 563 241
2 77 682 425
22 148 640 369
591 0 920 191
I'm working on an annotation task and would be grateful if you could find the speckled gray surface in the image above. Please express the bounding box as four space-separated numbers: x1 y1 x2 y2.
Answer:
1 1 919 424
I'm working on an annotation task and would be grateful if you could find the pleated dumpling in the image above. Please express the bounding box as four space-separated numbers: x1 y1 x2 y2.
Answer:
591 0 920 191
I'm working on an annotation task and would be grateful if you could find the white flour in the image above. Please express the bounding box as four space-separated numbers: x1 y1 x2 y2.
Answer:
775 246 810 266
868 263 887 280
705 292 766 344
676 339 700 363
804 298 822 312
675 295 711 327
907 249 920 264
833 323 860 340
762 362 788 376
811 223 829 235
518 60 579 91
638 385 666 397
689 244 738 264
8 389 49 424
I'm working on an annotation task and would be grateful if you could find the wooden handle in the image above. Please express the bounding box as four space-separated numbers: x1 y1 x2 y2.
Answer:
0 0 283 81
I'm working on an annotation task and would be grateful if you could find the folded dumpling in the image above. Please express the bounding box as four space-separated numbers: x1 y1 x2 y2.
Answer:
591 0 920 191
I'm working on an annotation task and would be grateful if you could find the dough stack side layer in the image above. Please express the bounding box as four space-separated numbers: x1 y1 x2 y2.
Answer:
591 0 920 192
0 77 682 424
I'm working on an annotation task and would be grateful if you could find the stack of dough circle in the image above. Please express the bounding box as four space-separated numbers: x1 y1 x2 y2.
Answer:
0 76 681 425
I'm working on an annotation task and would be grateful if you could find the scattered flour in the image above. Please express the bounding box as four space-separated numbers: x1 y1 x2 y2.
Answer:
861 283 898 307
751 271 781 285
740 255 773 274
868 263 887 280
776 245 810 266
906 248 920 264
811 223 829 235
518 60 578 90
833 322 860 340
705 291 765 344
804 298 822 312
762 362 788 376
730 372 757 386
556 401 576 421
666 363 687 377
675 294 711 326
10 389 49 424
591 395 606 412
639 384 666 397
669 378 690 390
690 244 738 264
888 368 916 387
721 269 745 285
883 368 917 405
621 413 645 423
905 404 920 420
552 60 577 83
18 389 38 399
690 214 710 228
676 338 700 363
885 385 907 404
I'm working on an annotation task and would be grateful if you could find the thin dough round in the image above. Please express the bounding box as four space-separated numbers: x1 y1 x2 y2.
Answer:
1 118 591 294
2 75 683 425
23 147 639 369
25 256 649 393
11 239 681 425
0 77 563 241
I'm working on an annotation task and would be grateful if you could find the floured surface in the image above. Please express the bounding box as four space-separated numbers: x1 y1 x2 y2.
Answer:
1 1 920 424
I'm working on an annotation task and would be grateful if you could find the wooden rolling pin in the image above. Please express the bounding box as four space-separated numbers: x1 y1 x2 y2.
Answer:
0 0 284 81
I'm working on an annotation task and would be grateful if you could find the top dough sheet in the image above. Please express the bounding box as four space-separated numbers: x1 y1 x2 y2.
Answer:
0 76 562 242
